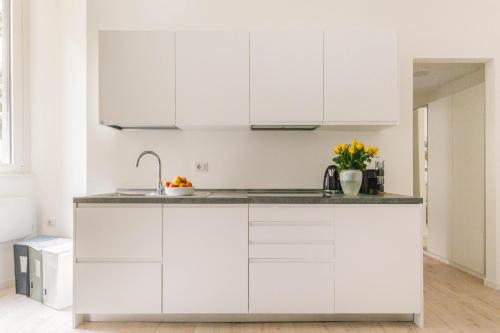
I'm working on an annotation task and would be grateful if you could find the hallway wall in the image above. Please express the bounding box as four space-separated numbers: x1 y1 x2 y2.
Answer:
426 82 485 276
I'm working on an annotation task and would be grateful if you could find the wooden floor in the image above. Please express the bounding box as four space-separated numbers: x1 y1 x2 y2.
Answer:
0 256 498 332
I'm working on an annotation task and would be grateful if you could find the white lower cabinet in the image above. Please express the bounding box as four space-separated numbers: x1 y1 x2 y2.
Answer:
249 262 334 313
74 262 162 314
73 203 422 321
163 205 248 313
248 204 335 314
334 205 422 313
74 204 163 315
75 204 162 260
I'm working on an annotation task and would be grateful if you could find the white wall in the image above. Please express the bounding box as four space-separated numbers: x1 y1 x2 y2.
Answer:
484 61 500 289
426 82 485 277
28 0 86 238
418 69 487 277
451 83 485 275
430 68 485 102
0 175 35 288
85 0 500 287
417 67 486 108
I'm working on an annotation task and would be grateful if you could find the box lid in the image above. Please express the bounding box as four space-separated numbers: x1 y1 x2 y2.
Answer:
42 240 73 254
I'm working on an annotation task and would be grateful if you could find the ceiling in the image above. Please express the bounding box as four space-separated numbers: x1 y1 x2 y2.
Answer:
413 63 483 96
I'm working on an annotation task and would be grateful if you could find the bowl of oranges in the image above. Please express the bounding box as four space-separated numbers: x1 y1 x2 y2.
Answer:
165 176 194 196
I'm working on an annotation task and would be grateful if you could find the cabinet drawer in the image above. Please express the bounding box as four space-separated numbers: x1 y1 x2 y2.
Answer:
249 243 334 259
250 224 334 242
74 262 162 313
249 204 332 222
249 262 334 313
75 204 162 259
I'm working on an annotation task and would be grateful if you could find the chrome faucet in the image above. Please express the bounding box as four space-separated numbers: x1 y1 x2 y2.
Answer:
136 151 164 195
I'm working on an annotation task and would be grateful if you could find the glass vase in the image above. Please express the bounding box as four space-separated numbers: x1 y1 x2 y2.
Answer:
340 169 363 196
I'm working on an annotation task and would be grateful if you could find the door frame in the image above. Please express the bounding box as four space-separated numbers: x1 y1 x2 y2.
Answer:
413 58 497 290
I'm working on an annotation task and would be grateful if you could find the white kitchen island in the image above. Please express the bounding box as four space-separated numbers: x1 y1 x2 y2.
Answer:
72 191 423 328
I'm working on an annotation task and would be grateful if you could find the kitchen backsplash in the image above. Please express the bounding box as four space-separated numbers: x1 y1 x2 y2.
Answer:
87 128 388 193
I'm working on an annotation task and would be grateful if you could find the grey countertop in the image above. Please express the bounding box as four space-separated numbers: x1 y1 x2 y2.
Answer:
74 189 423 205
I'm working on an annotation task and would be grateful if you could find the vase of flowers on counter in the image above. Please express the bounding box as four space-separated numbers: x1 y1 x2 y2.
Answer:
332 140 379 196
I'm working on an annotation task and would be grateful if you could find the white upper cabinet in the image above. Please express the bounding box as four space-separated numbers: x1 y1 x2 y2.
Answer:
250 31 324 125
176 31 250 128
97 30 399 129
324 30 399 124
99 31 176 128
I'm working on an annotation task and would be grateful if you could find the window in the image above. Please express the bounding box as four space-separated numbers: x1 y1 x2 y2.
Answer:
0 0 11 164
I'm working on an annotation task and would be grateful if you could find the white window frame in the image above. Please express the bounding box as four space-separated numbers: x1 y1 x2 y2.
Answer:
1 0 12 164
0 0 25 172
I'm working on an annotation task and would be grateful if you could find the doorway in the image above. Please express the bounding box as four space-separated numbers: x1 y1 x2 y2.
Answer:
413 62 486 278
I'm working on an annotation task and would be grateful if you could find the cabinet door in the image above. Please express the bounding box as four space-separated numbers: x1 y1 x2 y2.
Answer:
75 204 162 260
334 205 422 313
250 31 323 124
163 205 248 313
250 261 334 313
99 31 175 127
324 30 398 124
427 97 452 260
74 263 162 313
176 31 249 127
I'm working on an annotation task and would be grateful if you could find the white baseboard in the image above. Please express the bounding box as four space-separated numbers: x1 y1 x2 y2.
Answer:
85 313 414 323
424 250 486 280
450 262 484 280
0 279 14 289
423 250 450 264
484 278 500 290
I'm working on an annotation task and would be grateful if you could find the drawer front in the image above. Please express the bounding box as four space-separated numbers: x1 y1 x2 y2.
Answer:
249 243 334 259
249 262 334 313
249 204 332 222
250 224 334 242
75 205 162 259
74 262 162 313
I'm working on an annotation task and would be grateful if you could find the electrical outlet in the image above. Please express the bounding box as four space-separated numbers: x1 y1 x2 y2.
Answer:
194 162 209 172
47 219 56 227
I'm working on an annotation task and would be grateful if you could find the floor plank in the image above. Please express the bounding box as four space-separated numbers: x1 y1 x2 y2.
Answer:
0 256 498 332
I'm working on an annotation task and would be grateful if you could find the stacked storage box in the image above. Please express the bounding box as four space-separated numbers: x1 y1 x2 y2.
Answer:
14 235 58 296
13 236 73 309
42 241 73 309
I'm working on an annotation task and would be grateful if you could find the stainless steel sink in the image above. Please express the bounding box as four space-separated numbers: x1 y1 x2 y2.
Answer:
248 190 324 197
104 191 158 197
105 189 212 198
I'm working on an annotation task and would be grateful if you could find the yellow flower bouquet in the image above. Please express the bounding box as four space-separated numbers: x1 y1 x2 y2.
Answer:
332 139 379 171
332 140 379 196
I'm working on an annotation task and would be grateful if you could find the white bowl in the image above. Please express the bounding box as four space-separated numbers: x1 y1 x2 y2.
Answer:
165 186 195 196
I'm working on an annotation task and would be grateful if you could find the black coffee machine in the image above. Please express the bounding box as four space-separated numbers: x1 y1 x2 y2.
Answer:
360 169 379 195
323 165 342 195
